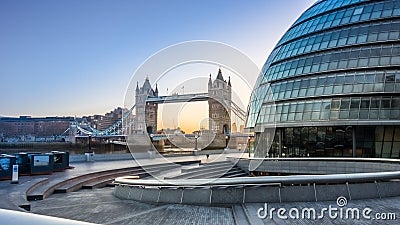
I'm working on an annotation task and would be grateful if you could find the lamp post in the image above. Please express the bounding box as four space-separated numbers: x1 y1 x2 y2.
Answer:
149 133 154 158
149 134 154 150
88 134 92 152
247 136 251 158
194 134 198 150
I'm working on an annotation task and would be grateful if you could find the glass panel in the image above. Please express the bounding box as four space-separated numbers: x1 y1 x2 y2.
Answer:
349 111 359 119
340 99 350 110
305 102 313 111
384 126 394 142
382 142 392 158
330 110 339 120
311 112 320 120
359 110 369 119
350 98 360 109
392 142 400 158
339 110 349 119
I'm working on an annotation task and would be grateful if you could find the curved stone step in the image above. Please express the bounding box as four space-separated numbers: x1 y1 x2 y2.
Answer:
223 171 249 178
168 164 235 179
81 178 115 189
188 169 241 179
53 169 148 193
55 164 182 193
8 178 49 211
26 167 142 201
27 160 200 201
182 161 234 173
184 166 248 179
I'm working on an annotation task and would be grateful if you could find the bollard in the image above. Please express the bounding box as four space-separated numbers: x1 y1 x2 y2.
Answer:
11 165 18 184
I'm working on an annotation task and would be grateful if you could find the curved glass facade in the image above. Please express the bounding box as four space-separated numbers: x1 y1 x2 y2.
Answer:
247 0 400 158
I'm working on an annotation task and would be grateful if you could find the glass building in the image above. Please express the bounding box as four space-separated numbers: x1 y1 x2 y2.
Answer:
246 0 400 158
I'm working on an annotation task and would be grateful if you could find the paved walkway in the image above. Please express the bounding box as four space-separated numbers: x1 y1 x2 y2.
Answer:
30 188 234 225
0 153 242 210
1 153 400 224
28 187 400 225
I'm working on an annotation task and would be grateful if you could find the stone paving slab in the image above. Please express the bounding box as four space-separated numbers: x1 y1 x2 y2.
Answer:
0 177 48 211
30 188 235 225
31 188 155 224
29 186 400 225
111 204 234 225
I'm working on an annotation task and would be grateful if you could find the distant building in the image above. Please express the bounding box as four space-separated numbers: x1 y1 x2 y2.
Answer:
103 107 126 129
231 123 238 133
0 116 73 139
82 115 104 130
239 125 244 133
84 107 126 131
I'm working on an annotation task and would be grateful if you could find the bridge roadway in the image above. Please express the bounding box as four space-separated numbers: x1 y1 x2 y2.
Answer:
146 93 209 103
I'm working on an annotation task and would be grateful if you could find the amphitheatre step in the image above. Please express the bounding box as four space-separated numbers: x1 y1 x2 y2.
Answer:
81 178 116 189
55 164 181 193
27 167 145 201
167 165 236 179
222 171 249 178
221 168 248 177
53 169 148 193
168 162 235 178
8 177 49 211
181 161 234 173
27 161 198 200
189 166 248 179
187 167 246 179
200 160 236 165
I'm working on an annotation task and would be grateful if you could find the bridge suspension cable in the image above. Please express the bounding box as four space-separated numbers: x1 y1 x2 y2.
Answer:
73 104 137 137
230 101 247 122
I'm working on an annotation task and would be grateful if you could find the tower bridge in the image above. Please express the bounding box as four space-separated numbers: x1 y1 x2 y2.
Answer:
67 69 249 149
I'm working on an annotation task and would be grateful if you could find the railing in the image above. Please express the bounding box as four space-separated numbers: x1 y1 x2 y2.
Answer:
114 171 400 187
113 157 400 204
237 156 400 164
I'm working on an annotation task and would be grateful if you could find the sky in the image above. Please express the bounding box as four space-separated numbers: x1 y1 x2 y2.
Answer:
0 0 316 132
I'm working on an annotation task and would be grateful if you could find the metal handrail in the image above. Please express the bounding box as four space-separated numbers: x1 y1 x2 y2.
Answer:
230 157 400 164
114 170 400 187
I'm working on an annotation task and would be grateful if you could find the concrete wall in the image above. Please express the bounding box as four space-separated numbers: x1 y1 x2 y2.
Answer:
113 157 400 205
231 158 400 174
69 153 150 163
114 180 400 205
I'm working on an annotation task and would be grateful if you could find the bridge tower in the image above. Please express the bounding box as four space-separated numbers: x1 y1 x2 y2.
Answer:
135 77 158 134
208 68 232 148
